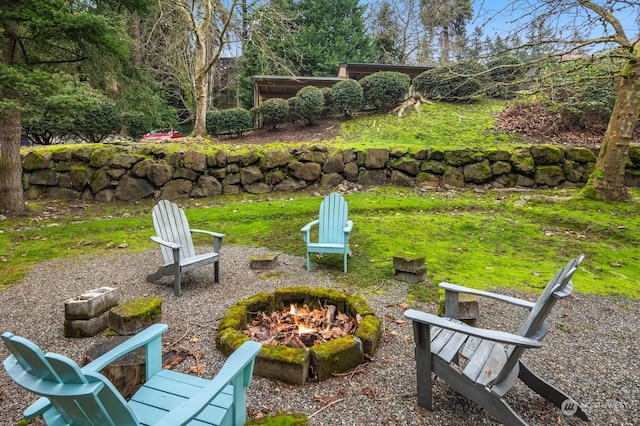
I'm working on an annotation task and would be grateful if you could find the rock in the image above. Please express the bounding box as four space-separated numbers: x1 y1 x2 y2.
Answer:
182 151 207 172
116 175 155 201
160 179 193 200
322 154 344 173
463 160 492 183
363 148 389 169
441 166 465 188
530 145 562 165
261 149 291 169
535 165 565 186
108 296 162 336
511 148 535 174
358 169 387 186
240 166 263 185
147 162 174 186
89 169 115 193
288 161 321 181
22 151 52 171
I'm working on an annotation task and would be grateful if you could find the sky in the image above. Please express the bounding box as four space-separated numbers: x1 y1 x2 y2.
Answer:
467 0 639 41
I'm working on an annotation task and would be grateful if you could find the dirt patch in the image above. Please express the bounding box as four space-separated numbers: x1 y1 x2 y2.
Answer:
214 118 342 146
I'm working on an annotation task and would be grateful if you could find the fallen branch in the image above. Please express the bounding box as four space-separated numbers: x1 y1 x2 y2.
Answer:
308 398 345 419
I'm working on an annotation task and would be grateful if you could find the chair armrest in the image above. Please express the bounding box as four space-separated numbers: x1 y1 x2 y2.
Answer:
191 229 225 252
404 309 541 348
153 341 262 426
300 220 319 233
150 236 181 250
82 323 168 373
191 229 225 239
343 220 353 234
439 282 536 309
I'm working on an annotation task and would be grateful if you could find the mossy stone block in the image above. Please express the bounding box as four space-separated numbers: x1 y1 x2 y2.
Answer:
250 253 278 270
255 346 310 385
64 286 120 320
310 336 363 381
108 297 162 335
355 315 382 356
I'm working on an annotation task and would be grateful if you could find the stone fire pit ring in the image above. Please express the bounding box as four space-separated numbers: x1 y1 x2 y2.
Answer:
216 286 382 385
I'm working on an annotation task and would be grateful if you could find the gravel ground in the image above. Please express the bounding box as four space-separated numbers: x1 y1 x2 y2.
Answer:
0 246 638 426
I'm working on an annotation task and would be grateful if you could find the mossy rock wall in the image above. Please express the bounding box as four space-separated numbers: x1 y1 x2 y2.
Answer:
20 142 640 201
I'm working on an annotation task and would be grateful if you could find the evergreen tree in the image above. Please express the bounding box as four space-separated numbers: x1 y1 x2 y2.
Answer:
419 0 473 64
294 0 377 76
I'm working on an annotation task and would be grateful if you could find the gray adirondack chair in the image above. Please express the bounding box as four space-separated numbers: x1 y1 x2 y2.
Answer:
300 192 353 272
2 323 261 426
404 255 588 425
147 200 225 296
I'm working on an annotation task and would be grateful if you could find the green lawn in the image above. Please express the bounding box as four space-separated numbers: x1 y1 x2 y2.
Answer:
2 101 638 301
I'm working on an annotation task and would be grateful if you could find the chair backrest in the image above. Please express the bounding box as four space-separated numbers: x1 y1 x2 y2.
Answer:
2 332 139 425
318 193 349 244
492 254 584 386
152 200 196 264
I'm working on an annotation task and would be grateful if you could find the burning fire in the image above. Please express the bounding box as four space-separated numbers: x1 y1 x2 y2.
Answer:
290 304 316 334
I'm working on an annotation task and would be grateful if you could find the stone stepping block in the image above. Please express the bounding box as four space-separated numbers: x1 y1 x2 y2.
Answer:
393 253 427 283
250 253 278 270
108 297 162 336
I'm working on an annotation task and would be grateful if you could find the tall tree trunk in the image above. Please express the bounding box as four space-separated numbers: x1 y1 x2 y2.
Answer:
1 19 24 214
192 25 210 137
583 53 640 201
131 12 142 68
0 108 24 214
441 26 450 64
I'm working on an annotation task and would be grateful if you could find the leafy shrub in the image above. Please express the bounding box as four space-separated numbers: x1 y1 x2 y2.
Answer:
321 87 333 117
256 98 289 130
360 71 410 110
414 61 488 101
74 101 121 143
121 111 152 140
207 108 253 136
287 97 299 124
22 113 74 145
295 86 325 126
486 55 525 99
536 59 620 130
331 78 363 117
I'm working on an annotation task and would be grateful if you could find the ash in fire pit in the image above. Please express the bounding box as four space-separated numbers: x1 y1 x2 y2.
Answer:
245 303 358 348
217 287 383 384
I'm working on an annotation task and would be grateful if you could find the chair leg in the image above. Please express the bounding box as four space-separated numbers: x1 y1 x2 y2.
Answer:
214 261 219 283
518 361 589 421
306 251 311 271
174 268 182 296
343 252 348 273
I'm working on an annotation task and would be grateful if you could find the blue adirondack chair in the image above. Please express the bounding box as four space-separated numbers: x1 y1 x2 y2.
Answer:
404 255 588 425
147 200 225 296
300 192 353 272
2 323 261 426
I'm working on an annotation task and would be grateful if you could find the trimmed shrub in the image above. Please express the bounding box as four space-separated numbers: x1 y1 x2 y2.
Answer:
487 55 525 99
287 97 299 124
321 87 333 117
295 86 325 126
414 61 488 101
257 98 289 130
74 101 121 143
207 108 253 136
331 78 363 117
360 71 410 110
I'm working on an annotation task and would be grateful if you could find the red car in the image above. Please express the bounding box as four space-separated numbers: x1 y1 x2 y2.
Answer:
140 128 184 141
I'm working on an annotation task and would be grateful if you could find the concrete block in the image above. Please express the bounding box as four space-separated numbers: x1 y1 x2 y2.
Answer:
457 293 479 321
254 349 310 385
392 267 427 283
393 254 425 274
64 286 119 320
64 311 109 337
250 253 278 270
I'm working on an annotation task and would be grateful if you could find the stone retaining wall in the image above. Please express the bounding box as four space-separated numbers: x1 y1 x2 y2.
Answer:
21 142 640 201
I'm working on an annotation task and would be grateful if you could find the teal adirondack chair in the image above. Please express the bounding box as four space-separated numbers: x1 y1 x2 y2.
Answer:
147 200 225 296
300 192 353 272
404 255 588 425
2 323 261 426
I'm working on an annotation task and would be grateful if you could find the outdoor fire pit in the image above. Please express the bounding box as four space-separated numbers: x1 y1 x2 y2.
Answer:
216 287 382 385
